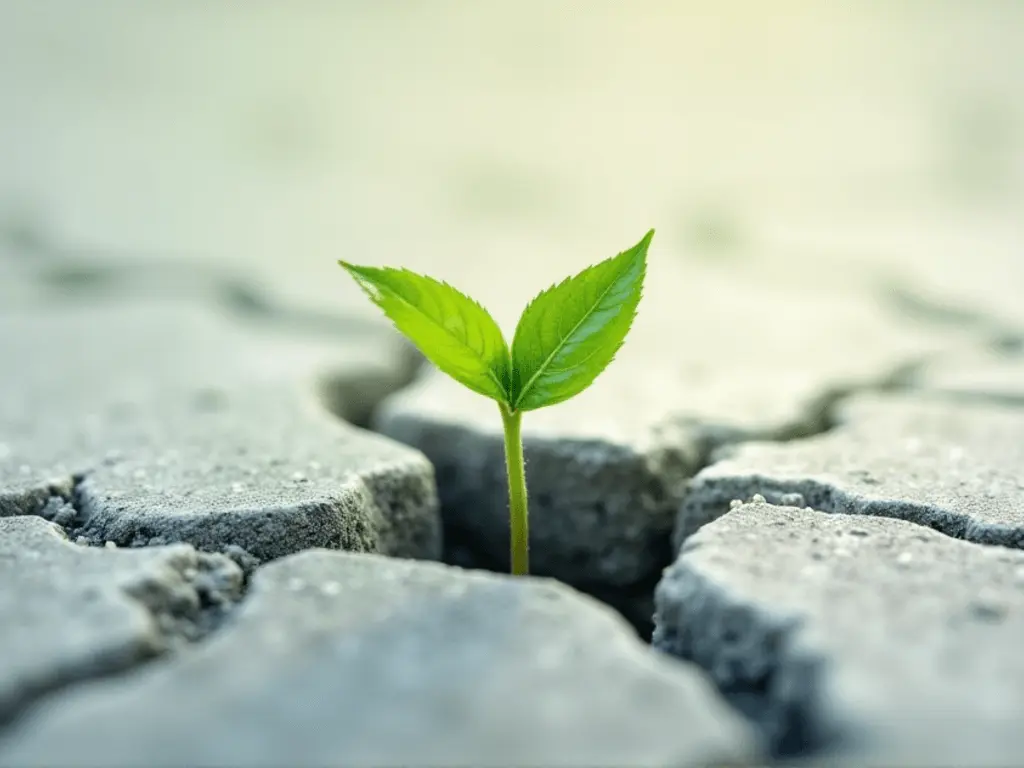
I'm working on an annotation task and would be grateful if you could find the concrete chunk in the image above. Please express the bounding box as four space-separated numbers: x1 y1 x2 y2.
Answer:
677 393 1024 550
0 303 441 561
0 516 242 727
73 388 440 561
654 502 1024 765
0 551 760 767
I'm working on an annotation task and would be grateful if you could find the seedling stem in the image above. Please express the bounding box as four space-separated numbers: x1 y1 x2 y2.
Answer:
500 404 529 575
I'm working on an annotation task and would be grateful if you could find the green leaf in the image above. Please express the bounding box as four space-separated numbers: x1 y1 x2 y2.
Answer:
510 229 651 411
338 261 511 402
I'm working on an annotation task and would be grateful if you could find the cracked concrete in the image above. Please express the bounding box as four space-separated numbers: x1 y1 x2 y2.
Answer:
376 276 960 634
15 247 423 426
0 302 442 562
69 388 440 561
0 516 243 728
654 501 1024 765
2 3 1024 765
675 392 1024 551
0 550 760 767
912 347 1024 407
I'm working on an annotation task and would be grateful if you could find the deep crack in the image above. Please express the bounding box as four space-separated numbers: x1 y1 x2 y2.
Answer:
655 357 1018 760
8 222 1020 763
653 554 837 758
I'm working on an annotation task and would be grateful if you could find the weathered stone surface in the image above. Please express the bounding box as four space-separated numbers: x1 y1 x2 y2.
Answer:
379 370 700 590
5 244 421 420
0 516 242 726
676 393 1024 550
653 502 1024 765
0 303 440 561
0 551 760 767
376 278 956 624
73 387 440 561
0 286 412 418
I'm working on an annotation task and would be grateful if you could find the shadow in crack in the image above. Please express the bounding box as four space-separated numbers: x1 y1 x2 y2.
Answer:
315 345 425 430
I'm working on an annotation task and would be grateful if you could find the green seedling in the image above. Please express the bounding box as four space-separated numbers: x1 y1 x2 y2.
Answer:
339 230 652 576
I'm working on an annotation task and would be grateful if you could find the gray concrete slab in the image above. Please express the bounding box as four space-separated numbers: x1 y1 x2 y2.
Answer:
73 386 440 561
0 516 242 727
0 302 440 561
654 501 1024 765
677 392 1024 550
0 550 761 768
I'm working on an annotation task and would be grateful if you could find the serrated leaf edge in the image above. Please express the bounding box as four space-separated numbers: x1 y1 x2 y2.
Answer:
511 231 650 410
339 260 511 402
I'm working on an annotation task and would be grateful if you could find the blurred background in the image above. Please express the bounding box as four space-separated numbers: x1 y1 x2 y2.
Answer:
0 1 1021 339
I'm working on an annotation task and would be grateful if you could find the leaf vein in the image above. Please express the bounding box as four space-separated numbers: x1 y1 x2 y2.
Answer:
513 265 631 410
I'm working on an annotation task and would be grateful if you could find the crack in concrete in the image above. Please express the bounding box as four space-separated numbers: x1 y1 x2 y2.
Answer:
664 392 1024 759
904 384 1024 409
377 343 941 644
315 349 425 429
884 281 1022 347
0 530 247 739
682 478 1021 553
652 552 834 758
8 223 1019 762
0 461 257 735
653 356 1024 760
1 234 424 429
33 472 108 547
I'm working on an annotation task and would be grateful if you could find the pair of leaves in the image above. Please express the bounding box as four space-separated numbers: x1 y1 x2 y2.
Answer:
339 229 651 412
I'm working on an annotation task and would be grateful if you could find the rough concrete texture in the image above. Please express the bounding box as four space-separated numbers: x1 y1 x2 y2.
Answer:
0 516 243 727
1 5 1022 765
1 240 421 423
0 303 441 561
0 550 760 768
0 299 412 427
653 501 1024 765
376 279 956 619
676 392 1024 550
73 387 440 561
